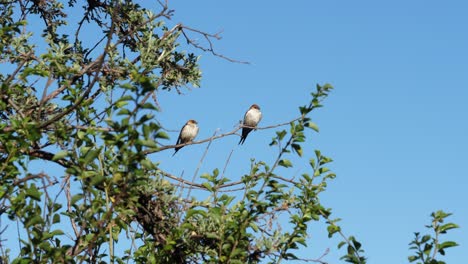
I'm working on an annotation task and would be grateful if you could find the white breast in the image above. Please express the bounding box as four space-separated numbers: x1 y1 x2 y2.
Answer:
244 108 262 127
181 123 199 142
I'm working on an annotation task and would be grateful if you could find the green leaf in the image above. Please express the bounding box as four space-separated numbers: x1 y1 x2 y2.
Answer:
26 184 41 201
423 243 433 255
82 148 101 165
140 102 158 110
119 83 134 90
347 245 355 255
309 158 316 169
202 182 213 192
433 210 451 219
292 236 307 247
142 124 151 138
206 232 219 240
141 159 156 170
53 214 60 224
327 224 340 238
25 215 43 227
299 106 310 115
71 194 84 204
439 223 459 233
117 108 131 116
52 151 68 161
155 131 170 140
249 222 259 232
421 235 431 243
138 114 153 124
89 174 105 187
291 144 303 157
278 159 293 168
305 121 319 132
186 209 207 219
116 95 134 102
138 139 158 148
50 229 64 236
276 130 287 140
11 258 32 264
115 100 129 108
352 239 362 250
438 241 459 250
338 241 346 249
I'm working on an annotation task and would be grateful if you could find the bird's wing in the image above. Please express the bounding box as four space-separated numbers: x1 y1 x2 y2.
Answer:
176 124 186 145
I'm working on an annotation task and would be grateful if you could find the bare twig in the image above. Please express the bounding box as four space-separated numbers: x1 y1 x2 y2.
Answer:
180 25 249 64
65 176 80 238
6 98 25 119
185 130 217 201
158 169 204 189
221 149 234 179
285 248 330 263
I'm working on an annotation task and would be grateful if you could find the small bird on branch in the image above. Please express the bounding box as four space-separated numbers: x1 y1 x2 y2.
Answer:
239 104 262 145
173 119 199 156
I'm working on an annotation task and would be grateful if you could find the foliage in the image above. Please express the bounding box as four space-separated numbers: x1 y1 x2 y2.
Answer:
408 210 459 264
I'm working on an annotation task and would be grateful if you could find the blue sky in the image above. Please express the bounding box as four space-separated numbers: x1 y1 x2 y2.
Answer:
2 0 466 263
157 0 467 263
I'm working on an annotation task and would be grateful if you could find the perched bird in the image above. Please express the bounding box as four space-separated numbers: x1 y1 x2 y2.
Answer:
173 119 199 156
239 104 262 145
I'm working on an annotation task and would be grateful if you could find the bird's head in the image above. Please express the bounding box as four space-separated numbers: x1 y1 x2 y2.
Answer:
250 104 260 110
187 119 198 125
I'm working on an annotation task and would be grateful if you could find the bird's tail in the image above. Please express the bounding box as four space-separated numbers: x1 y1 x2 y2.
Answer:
172 147 181 156
239 128 252 145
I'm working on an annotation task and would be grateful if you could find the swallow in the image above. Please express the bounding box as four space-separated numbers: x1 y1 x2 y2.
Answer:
173 119 199 156
239 104 262 145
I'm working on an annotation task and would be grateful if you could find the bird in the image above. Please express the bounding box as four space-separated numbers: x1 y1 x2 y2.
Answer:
239 104 262 145
173 119 199 156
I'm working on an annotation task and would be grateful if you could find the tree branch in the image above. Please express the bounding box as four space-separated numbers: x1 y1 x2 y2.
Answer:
149 117 300 154
158 169 205 189
180 24 250 64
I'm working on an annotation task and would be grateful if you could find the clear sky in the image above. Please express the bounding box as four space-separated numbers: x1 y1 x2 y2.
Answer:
2 1 466 263
157 0 467 263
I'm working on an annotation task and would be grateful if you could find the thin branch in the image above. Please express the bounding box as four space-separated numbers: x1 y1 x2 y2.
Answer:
73 125 113 132
27 149 71 168
431 220 440 260
40 76 55 104
217 186 246 193
148 117 300 154
12 173 45 187
186 130 217 200
180 25 249 64
319 209 364 264
84 35 107 59
4 51 35 84
158 169 204 189
64 176 80 238
221 149 234 179
6 98 25 119
40 55 103 104
285 248 330 264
